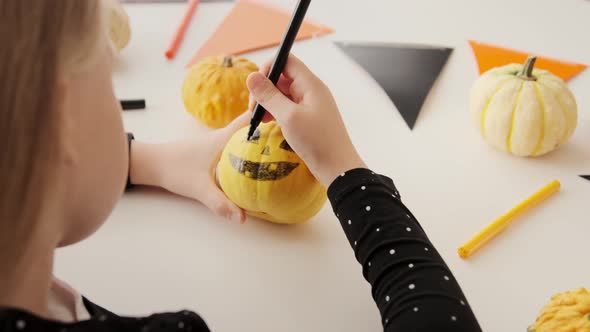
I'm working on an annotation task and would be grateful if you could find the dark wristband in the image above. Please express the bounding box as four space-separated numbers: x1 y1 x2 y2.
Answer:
126 132 135 190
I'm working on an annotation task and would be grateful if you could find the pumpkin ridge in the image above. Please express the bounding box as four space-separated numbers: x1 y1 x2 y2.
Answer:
481 79 512 138
531 83 546 156
284 185 327 223
506 81 525 153
225 73 241 124
536 80 571 144
262 179 326 223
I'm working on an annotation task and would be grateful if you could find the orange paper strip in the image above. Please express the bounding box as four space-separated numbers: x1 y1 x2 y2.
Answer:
165 0 200 60
469 40 587 81
187 0 333 67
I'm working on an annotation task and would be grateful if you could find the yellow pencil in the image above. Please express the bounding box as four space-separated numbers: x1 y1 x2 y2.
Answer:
458 180 561 259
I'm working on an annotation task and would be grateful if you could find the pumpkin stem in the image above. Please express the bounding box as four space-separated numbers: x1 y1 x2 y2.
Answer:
222 56 233 67
518 56 537 81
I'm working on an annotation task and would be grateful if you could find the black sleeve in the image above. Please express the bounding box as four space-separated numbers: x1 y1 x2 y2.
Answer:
0 298 211 332
328 168 482 332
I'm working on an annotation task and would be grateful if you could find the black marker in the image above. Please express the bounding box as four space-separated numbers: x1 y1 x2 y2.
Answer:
120 99 146 111
246 0 312 140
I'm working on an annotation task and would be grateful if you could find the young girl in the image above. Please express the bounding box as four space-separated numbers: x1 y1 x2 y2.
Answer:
0 1 482 331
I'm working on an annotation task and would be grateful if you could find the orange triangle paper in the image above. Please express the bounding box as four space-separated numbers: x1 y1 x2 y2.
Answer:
469 40 587 81
187 0 334 67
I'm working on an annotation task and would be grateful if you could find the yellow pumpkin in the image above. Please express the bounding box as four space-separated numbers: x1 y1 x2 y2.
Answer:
217 122 327 224
105 0 131 51
528 288 590 332
182 56 258 128
470 56 578 157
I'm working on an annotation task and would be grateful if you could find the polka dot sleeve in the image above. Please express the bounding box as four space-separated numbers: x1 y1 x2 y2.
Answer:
328 168 482 332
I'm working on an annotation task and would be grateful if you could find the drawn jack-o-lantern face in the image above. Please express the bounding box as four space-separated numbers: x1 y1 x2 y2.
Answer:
228 126 299 181
218 122 326 224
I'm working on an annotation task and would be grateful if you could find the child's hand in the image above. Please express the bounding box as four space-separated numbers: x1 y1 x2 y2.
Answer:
129 112 251 224
246 54 366 187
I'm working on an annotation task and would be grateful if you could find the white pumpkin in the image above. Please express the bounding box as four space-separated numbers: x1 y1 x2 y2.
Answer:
104 0 131 51
470 56 578 157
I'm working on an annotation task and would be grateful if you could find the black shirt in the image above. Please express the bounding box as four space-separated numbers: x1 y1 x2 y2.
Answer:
0 168 482 332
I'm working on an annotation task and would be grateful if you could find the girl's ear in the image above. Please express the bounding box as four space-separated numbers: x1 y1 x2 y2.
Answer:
54 77 79 167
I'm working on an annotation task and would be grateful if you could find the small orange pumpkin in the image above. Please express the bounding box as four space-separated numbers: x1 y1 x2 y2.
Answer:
217 122 327 224
182 56 258 128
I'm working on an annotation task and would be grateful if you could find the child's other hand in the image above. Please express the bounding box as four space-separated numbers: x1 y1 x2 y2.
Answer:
246 54 366 187
129 111 251 224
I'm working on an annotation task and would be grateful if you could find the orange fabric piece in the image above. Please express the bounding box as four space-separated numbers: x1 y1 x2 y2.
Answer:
187 0 333 67
469 40 587 81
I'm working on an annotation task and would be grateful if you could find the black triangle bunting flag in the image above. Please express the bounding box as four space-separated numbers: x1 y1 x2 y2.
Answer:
581 175 590 182
336 42 452 129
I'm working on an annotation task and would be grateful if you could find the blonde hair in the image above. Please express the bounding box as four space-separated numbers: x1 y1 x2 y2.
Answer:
0 1 105 261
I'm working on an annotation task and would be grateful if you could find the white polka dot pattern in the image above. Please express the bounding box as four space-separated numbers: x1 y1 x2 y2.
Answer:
16 320 26 330
325 168 479 331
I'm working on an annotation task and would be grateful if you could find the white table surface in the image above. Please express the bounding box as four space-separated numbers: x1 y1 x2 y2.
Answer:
55 0 590 331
